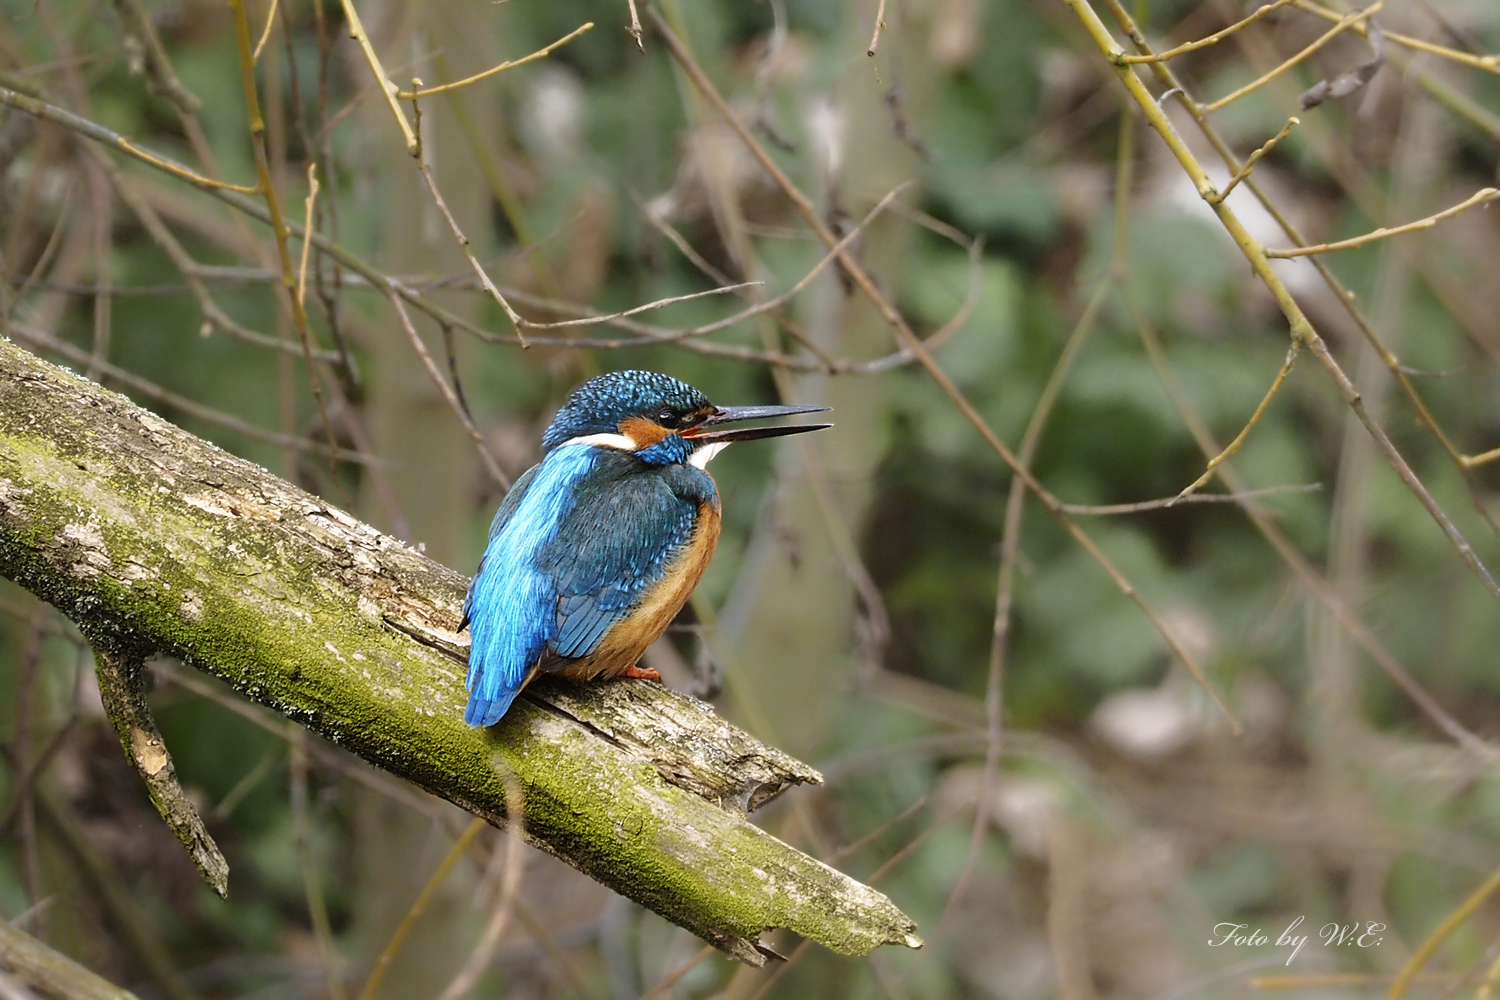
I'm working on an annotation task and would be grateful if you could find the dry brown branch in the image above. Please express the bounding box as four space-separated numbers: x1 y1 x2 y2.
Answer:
1264 187 1500 258
1118 0 1298 64
4 320 374 463
383 287 511 490
1072 0 1500 609
648 6 1242 733
1108 1 1500 541
92 647 229 897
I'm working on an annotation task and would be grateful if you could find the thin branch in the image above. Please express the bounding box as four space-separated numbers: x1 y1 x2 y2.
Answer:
289 723 346 1000
252 0 282 63
115 138 259 192
1208 116 1298 205
1064 483 1323 515
334 0 417 153
383 287 512 490
5 321 377 463
519 281 762 329
228 0 341 469
1117 0 1299 63
1071 0 1500 610
297 163 319 309
1388 868 1500 1000
395 23 595 98
92 647 229 897
626 0 645 51
358 818 487 1000
1200 2 1383 114
408 88 529 342
434 773 525 1000
1174 344 1299 502
1291 0 1500 76
1265 187 1500 257
649 6 1242 733
867 0 889 56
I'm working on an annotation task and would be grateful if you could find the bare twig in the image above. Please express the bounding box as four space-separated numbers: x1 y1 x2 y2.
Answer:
1174 344 1299 502
358 818 486 1000
5 320 376 463
92 648 230 897
289 723 346 1000
383 287 511 489
650 6 1242 732
1264 187 1500 258
1201 2 1383 113
1071 0 1500 609
867 0 889 56
252 0 282 63
395 23 595 98
434 771 525 1000
335 0 417 153
1118 0 1299 63
1208 116 1298 204
626 0 645 51
1292 0 1500 76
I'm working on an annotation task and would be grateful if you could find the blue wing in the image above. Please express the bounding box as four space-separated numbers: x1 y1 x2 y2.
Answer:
539 457 710 661
462 449 715 727
463 450 593 726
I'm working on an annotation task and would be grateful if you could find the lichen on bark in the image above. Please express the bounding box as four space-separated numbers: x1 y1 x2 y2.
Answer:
0 337 921 965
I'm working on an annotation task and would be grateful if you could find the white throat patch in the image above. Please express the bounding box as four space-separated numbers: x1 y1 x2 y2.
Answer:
560 432 637 451
689 442 729 469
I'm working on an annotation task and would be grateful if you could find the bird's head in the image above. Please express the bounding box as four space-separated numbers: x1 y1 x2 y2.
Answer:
541 370 830 468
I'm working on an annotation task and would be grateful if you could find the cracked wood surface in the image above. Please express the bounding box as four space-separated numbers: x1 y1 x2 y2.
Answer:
0 336 920 965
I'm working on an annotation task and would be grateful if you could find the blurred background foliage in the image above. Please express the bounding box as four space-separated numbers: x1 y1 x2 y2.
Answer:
0 0 1499 997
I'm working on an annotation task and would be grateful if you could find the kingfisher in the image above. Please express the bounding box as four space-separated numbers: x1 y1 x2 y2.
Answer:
460 370 830 726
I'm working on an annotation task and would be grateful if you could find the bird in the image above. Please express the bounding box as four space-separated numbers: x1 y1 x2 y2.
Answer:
460 370 831 726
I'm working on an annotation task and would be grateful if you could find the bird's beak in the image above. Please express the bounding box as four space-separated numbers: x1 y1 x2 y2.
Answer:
683 403 832 445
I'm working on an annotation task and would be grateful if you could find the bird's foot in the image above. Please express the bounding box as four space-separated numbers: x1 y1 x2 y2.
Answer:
621 665 661 681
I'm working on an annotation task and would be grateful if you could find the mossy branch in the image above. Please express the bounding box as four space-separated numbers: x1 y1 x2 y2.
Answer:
0 337 921 966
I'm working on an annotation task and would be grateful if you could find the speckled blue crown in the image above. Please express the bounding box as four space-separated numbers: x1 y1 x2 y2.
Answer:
541 371 711 451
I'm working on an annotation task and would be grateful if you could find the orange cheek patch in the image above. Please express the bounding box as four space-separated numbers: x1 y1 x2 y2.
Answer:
619 416 670 448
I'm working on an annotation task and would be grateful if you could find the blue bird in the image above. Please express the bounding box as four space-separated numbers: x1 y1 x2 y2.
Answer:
460 371 831 726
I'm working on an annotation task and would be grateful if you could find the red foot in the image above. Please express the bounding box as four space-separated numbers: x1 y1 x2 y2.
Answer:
621 665 661 681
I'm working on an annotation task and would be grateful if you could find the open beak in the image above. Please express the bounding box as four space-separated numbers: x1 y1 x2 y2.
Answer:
683 403 832 445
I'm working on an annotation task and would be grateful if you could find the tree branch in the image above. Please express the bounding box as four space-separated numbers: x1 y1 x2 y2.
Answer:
0 337 921 966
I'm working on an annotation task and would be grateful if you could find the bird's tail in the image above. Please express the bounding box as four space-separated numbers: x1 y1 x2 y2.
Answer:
463 665 539 727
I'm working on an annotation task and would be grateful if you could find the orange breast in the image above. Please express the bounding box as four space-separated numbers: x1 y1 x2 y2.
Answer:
556 498 721 681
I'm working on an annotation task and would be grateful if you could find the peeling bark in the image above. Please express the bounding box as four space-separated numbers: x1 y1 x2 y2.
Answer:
0 338 921 965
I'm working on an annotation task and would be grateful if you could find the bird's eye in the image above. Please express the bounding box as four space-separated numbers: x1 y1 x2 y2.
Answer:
656 409 681 428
